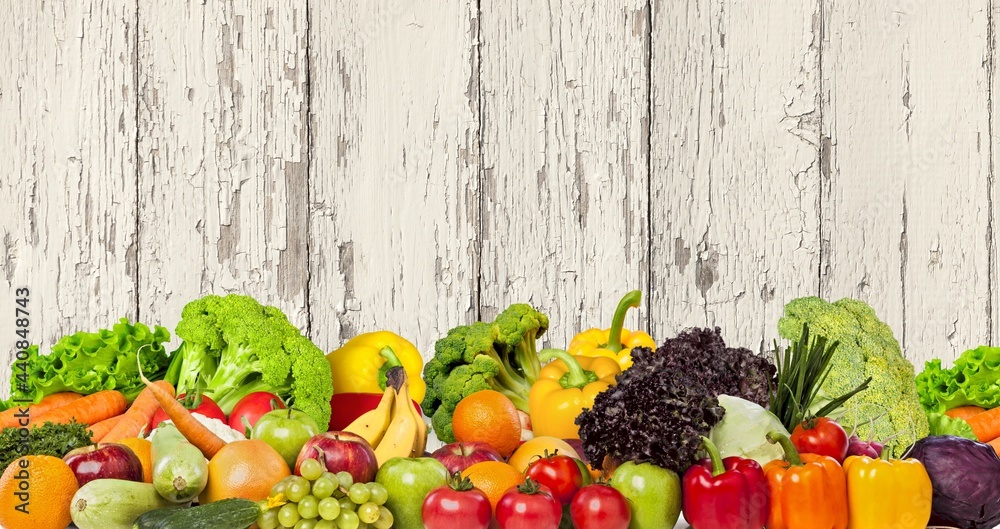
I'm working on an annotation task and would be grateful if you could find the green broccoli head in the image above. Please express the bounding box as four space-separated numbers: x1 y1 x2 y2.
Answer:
423 322 497 413
422 303 548 443
778 297 929 457
493 304 549 384
166 294 333 428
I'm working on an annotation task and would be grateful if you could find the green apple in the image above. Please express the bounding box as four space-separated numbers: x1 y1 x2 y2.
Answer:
610 461 681 529
251 408 321 468
375 457 448 529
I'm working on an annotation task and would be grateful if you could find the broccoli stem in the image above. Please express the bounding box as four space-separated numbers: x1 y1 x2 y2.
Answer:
515 338 542 385
606 290 642 352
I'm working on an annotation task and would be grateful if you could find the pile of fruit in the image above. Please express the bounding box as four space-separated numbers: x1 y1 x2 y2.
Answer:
4 291 1000 529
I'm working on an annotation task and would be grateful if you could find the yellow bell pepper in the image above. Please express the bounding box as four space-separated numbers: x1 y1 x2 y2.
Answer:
327 331 426 404
843 454 932 529
529 348 620 439
568 290 655 370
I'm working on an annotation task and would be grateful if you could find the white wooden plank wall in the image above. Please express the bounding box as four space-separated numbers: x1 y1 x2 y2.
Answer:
1 0 997 399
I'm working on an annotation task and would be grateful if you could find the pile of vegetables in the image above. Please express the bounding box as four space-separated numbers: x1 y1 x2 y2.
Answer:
6 291 1000 529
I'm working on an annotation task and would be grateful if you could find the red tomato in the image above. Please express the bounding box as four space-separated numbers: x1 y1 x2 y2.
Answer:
495 479 562 529
422 475 492 529
228 392 285 433
791 417 850 462
524 451 585 504
148 393 226 431
570 484 631 529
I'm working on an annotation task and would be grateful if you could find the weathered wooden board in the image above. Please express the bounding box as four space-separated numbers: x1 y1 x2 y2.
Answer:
478 0 651 349
649 0 823 352
821 0 991 364
309 0 481 356
0 0 139 397
2 0 998 395
137 0 311 343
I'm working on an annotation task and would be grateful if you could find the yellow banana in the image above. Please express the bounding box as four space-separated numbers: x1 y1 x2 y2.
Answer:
373 381 419 466
343 385 395 447
397 379 427 457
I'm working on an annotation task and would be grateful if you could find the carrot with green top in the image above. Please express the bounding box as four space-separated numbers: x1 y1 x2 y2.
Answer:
101 380 175 442
138 360 225 459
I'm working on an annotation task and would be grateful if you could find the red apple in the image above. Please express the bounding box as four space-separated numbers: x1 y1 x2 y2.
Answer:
430 442 504 474
295 431 379 483
63 443 143 486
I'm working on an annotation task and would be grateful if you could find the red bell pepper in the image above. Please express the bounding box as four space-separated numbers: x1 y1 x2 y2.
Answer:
682 436 769 529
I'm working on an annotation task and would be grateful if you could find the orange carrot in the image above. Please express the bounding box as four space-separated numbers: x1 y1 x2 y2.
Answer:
0 392 84 429
101 381 175 443
89 414 126 442
31 390 127 427
138 368 225 459
965 406 1000 442
945 405 986 421
989 437 1000 457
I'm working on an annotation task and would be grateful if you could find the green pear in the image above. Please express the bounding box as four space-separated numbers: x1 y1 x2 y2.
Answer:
610 461 682 529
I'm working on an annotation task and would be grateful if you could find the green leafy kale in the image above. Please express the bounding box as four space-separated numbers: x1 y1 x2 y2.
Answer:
422 304 549 442
0 421 93 471
164 294 333 429
7 318 170 405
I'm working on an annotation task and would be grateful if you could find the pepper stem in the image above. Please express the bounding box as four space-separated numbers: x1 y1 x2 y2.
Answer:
700 436 726 477
539 349 598 389
605 291 642 352
377 347 403 391
766 431 803 466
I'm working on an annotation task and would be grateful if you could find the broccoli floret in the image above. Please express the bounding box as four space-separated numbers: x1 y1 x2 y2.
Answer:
422 303 549 442
777 297 929 457
165 294 333 428
493 304 549 384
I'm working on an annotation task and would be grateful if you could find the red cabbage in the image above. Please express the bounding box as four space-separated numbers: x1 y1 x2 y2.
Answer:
908 435 1000 529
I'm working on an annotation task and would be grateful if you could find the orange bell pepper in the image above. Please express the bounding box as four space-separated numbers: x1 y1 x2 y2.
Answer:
763 432 848 529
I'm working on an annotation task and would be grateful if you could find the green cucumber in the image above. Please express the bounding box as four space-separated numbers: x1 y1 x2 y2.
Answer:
70 479 180 529
134 498 262 529
151 423 209 503
132 507 182 529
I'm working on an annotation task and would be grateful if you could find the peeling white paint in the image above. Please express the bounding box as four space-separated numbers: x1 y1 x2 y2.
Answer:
1 0 997 403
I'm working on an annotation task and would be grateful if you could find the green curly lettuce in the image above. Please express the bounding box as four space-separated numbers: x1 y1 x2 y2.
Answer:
8 318 171 405
916 345 1000 413
925 412 977 440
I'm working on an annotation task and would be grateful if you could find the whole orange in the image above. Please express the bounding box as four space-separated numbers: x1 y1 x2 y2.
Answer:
201 440 290 503
117 438 153 483
0 455 78 529
452 390 522 457
461 461 524 511
507 436 582 473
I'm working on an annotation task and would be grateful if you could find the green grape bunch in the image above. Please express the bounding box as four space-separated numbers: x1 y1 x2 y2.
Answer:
259 459 394 529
